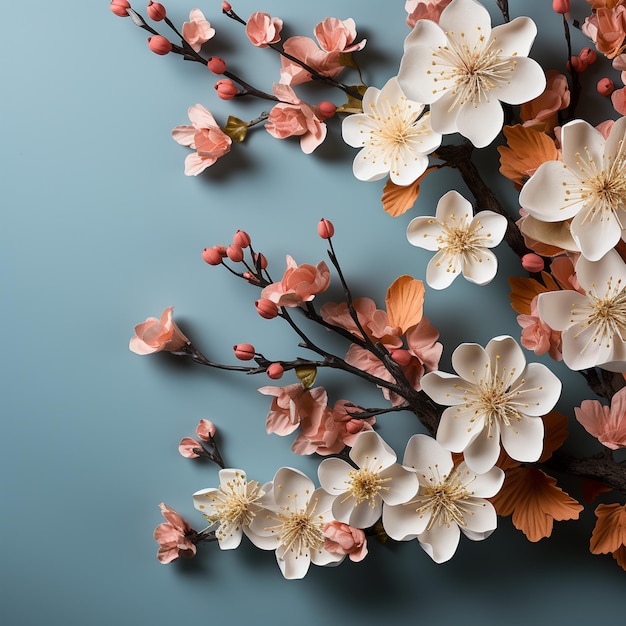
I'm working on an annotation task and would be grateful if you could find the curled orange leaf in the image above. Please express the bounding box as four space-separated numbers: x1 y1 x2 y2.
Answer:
590 503 626 555
381 168 435 217
508 271 559 315
612 545 626 571
385 275 424 333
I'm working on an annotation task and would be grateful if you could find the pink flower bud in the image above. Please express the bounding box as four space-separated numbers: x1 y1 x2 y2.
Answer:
202 247 223 266
598 77 615 97
317 218 335 239
254 252 268 270
215 79 239 100
317 101 337 119
255 298 279 319
148 35 172 55
233 229 251 248
345 419 365 435
110 0 131 17
196 419 216 441
179 437 202 458
226 243 244 262
207 57 227 74
222 1 232 11
233 343 256 360
267 363 284 379
147 1 166 21
521 253 545 273
579 48 597 65
391 349 412 366
552 0 570 14
567 56 586 73
215 245 228 257
243 271 260 284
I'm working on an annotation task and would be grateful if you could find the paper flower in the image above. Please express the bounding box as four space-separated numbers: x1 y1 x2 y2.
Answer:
538 250 626 371
182 8 215 53
519 117 626 261
245 12 283 47
246 467 343 579
153 503 197 564
192 469 270 550
383 434 503 563
421 335 562 473
317 431 419 528
406 190 507 289
129 306 189 355
397 0 545 147
323 522 368 562
575 387 626 450
341 77 442 185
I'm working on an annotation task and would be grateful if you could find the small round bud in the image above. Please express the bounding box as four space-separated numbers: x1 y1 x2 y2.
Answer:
390 349 412 366
267 363 284 380
147 1 166 21
597 77 615 97
110 0 131 17
579 48 597 65
207 57 227 74
215 245 228 257
345 419 365 435
233 229 251 248
222 2 232 12
226 243 244 262
521 253 545 273
148 35 172 55
202 247 223 266
552 0 570 14
254 252 268 270
196 419 216 441
568 56 586 73
317 101 337 119
215 79 239 100
178 437 202 458
233 343 256 360
255 298 279 319
317 218 335 239
242 271 260 284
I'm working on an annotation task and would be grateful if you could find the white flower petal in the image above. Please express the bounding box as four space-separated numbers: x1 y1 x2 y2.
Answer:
429 90 462 135
439 0 492 49
603 115 626 163
273 467 315 507
318 457 351 495
436 190 473 223
216 523 244 550
493 56 546 105
570 205 622 261
391 152 429 186
382 502 426 540
460 247 498 286
350 430 396 470
561 119 605 174
462 498 498 534
278 550 311 580
458 462 504 498
245 527 280 550
379 464 419 505
456 97 504 148
500 414 544 462
311 547 344 567
420 371 468 406
472 210 507 247
403 434 454 476
562 323 615 371
490 17 537 58
436 405 485 453
451 342 490 384
463 422 502 474
406 216 445 251
514 362 561 416
576 249 626 291
537 290 587 331
484 335 526 383
352 150 390 182
341 114 376 148
418 520 461 563
426 251 463 289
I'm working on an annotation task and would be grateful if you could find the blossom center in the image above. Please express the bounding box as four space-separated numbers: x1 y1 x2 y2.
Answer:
278 508 324 557
347 467 389 506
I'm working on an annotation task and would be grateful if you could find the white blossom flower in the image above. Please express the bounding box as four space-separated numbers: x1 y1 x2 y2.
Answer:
383 434 503 563
421 335 561 473
317 431 419 528
519 118 626 261
397 0 545 148
341 77 442 185
538 249 626 371
406 190 507 289
192 469 271 549
246 467 343 579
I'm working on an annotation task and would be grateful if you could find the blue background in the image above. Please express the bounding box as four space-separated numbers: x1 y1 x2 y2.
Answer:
3 1 625 624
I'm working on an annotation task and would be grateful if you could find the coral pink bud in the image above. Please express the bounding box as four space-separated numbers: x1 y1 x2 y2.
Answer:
568 56 587 73
521 253 545 273
110 0 131 17
179 437 202 458
207 57 227 74
147 1 166 21
215 79 239 100
267 363 284 380
222 1 232 12
255 298 279 319
233 229 251 248
214 245 228 257
243 271 260 284
196 419 216 441
254 252 268 270
233 343 256 360
317 218 335 239
552 0 570 14
148 35 172 55
202 247 223 266
345 419 365 435
391 349 413 366
226 243 244 262
598 77 615 97
579 48 597 65
317 101 337 119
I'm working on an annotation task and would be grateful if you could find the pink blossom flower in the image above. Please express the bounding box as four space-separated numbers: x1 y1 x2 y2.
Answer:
258 383 311 435
405 0 453 28
575 387 626 450
179 437 203 458
582 7 626 59
260 254 330 307
182 8 215 53
313 18 365 53
172 104 232 175
517 296 563 361
331 400 375 447
245 11 283 47
265 84 327 153
323 521 368 562
153 503 197 564
196 419 216 441
521 71 570 132
129 306 189 355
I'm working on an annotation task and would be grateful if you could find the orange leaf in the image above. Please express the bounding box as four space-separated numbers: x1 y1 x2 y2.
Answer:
381 168 434 217
508 273 557 315
491 467 583 542
539 410 569 462
590 503 626 555
385 275 424 333
612 546 626 571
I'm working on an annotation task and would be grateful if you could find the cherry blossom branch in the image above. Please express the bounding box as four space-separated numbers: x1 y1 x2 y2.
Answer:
562 13 582 120
496 0 510 23
546 451 626 495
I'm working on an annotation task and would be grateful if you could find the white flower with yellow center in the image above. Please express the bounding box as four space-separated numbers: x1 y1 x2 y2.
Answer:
406 190 507 289
192 469 271 550
246 467 343 579
397 0 545 148
538 249 626 371
342 77 442 185
317 431 419 529
383 434 503 563
519 118 626 261
421 335 561 474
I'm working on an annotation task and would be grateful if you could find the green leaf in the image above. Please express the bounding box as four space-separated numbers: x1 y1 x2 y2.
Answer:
295 366 317 389
336 85 367 114
223 116 248 142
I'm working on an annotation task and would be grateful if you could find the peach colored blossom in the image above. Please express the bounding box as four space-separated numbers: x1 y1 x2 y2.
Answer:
582 7 626 58
258 382 310 436
245 11 283 47
172 104 231 175
265 84 327 153
520 71 570 132
313 17 365 53
331 400 376 447
405 0 453 28
129 306 189 355
182 8 215 53
612 86 626 114
279 37 344 86
517 296 563 361
575 387 626 449
179 437 202 458
196 419 216 441
323 521 368 562
260 254 330 307
153 503 197 564
405 317 442 372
